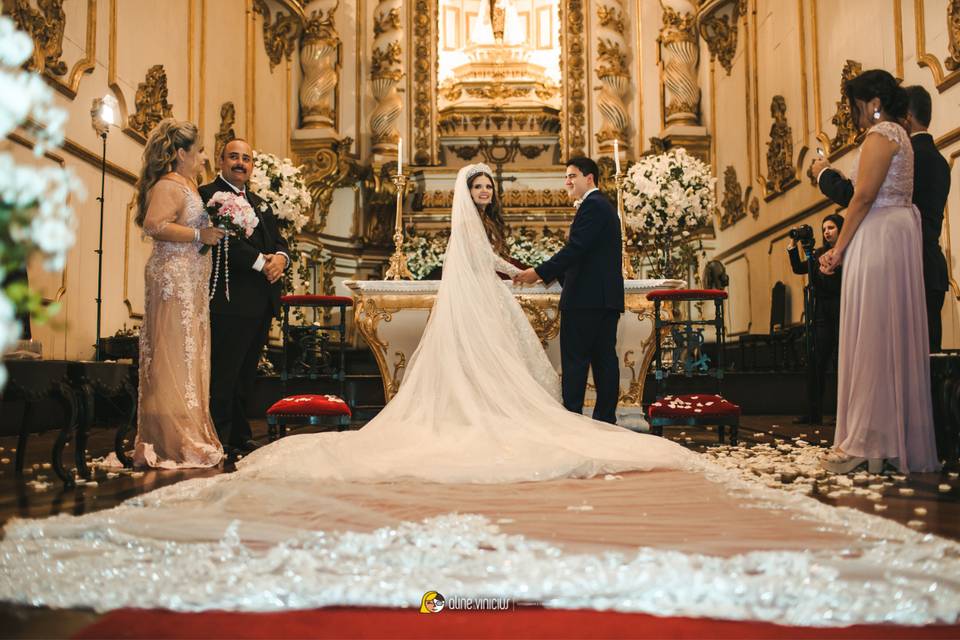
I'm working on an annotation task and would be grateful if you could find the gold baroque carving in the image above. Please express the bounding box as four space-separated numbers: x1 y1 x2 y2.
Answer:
417 188 571 210
947 0 960 71
127 64 173 142
765 95 796 197
9 0 66 75
370 41 402 79
299 4 341 129
660 5 696 41
829 60 863 153
214 102 236 164
915 0 960 92
517 298 561 348
749 196 759 219
719 165 746 229
373 6 400 36
698 1 741 76
596 38 628 77
564 0 587 156
9 0 97 98
597 5 625 34
252 0 302 70
297 137 361 233
412 0 437 165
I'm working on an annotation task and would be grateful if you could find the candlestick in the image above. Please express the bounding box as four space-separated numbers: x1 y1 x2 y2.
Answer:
397 138 403 176
613 139 621 174
385 172 413 280
615 171 636 279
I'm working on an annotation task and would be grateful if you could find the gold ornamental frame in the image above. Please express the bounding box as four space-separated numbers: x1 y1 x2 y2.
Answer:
407 0 587 167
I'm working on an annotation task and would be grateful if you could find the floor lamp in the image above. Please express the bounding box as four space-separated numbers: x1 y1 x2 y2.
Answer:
90 95 118 361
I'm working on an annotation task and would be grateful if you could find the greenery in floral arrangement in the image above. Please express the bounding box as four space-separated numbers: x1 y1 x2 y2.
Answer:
622 147 716 280
250 152 312 318
0 17 83 389
506 226 567 268
403 229 449 280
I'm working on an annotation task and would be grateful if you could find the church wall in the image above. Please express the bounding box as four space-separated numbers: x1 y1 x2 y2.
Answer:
702 0 960 346
5 0 300 360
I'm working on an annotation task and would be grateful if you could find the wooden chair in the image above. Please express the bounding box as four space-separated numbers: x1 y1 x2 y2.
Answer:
265 295 353 440
646 288 741 445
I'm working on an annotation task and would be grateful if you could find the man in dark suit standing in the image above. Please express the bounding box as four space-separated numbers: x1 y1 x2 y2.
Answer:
811 85 951 352
199 138 289 456
513 157 625 424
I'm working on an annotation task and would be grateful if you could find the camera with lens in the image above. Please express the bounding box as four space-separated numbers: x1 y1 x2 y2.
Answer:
788 224 815 247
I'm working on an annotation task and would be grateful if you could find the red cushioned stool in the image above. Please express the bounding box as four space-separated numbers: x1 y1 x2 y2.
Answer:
266 295 354 441
646 289 740 445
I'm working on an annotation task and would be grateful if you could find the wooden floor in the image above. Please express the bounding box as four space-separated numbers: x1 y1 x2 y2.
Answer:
1 415 958 638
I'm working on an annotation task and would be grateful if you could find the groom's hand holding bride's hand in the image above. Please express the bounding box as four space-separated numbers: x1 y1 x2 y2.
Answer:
513 268 541 285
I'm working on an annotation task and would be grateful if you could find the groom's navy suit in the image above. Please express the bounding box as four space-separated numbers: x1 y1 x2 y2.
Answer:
199 175 288 451
535 189 625 424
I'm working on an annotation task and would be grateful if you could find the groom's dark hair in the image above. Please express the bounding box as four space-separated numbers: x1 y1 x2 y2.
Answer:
565 157 600 187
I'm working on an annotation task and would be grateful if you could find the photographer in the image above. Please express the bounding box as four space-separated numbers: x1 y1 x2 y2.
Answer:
787 214 844 425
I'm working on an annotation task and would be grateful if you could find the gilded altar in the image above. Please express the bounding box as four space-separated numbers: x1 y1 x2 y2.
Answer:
346 278 685 428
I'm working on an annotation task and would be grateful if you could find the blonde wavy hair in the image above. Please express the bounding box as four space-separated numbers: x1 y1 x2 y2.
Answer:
134 118 199 227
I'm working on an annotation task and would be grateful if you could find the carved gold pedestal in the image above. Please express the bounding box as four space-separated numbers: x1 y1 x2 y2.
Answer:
346 278 685 429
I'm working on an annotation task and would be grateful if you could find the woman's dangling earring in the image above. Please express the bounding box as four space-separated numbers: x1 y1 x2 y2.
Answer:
873 108 881 120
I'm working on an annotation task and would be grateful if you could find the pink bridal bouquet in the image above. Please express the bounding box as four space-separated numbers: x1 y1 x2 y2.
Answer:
200 191 259 254
205 191 259 301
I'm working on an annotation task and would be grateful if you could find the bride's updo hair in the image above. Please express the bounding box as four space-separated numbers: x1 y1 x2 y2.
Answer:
135 118 200 227
843 69 909 124
467 168 508 256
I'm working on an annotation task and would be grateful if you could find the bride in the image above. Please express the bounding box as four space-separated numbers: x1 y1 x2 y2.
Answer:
237 163 692 483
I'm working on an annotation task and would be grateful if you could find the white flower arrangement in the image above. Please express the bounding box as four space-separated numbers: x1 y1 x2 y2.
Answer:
403 231 449 280
622 147 716 279
249 152 312 233
505 227 566 267
0 16 82 390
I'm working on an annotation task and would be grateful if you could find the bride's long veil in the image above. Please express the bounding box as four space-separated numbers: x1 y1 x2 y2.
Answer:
395 164 561 406
233 164 691 482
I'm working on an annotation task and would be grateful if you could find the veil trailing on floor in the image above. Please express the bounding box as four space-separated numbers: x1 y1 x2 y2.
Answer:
232 163 693 483
1 165 958 625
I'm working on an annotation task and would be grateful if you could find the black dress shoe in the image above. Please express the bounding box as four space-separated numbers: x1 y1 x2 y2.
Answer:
236 439 261 454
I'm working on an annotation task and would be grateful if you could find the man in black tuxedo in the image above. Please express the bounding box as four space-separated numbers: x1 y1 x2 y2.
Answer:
811 85 951 352
514 157 625 424
199 138 289 456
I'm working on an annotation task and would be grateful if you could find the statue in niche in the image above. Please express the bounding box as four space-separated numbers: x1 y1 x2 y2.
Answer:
765 95 795 194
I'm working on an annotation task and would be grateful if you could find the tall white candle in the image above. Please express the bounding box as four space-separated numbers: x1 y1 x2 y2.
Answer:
398 138 403 175
613 139 621 174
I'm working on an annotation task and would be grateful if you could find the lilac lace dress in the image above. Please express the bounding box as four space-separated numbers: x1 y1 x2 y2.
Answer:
135 179 223 468
835 121 939 472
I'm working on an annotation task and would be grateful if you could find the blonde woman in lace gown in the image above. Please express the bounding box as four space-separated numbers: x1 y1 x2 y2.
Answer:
818 71 939 474
133 119 226 468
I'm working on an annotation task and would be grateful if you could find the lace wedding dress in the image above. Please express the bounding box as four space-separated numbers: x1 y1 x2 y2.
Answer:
135 179 223 469
1 165 958 626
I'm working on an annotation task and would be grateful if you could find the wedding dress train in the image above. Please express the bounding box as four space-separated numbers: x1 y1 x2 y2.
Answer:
0 165 958 626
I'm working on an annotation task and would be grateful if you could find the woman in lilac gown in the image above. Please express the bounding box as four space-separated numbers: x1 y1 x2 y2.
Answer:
818 70 939 474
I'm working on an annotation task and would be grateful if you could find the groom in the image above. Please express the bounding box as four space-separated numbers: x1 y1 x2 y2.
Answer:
514 157 625 424
200 138 289 457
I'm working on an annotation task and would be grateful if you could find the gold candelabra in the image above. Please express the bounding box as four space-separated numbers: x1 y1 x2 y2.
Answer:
614 171 636 279
385 172 413 280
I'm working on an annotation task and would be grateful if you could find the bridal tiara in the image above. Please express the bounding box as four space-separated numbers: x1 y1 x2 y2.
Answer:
465 163 494 180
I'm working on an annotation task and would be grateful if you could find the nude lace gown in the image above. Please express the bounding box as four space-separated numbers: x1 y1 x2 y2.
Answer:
134 179 223 468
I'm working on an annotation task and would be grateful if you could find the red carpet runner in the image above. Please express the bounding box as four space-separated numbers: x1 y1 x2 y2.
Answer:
74 608 960 639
